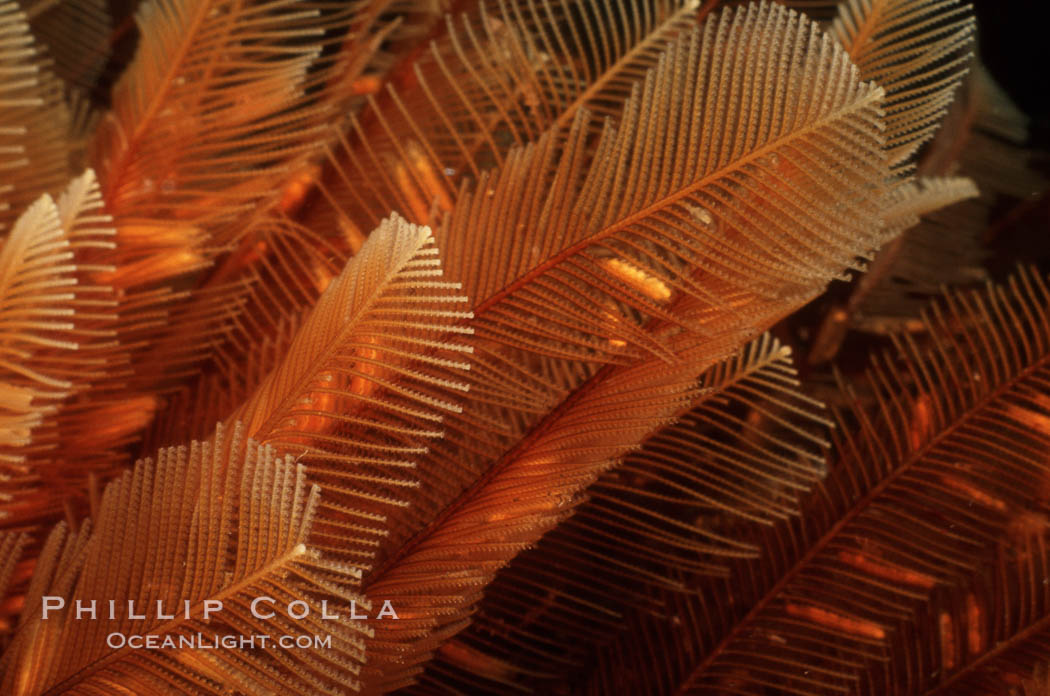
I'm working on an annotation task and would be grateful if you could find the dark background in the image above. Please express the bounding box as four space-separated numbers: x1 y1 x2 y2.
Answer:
975 2 1050 142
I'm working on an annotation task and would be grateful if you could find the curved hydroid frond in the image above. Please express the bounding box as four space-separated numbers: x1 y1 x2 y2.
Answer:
882 176 980 232
877 534 1050 695
439 4 888 363
228 214 474 567
0 0 72 233
832 0 975 169
309 0 702 234
580 334 829 555
361 328 758 692
0 175 115 470
0 170 128 529
578 268 1050 695
135 1 450 409
0 1 1017 694
808 177 980 364
409 333 832 694
0 198 75 461
71 0 396 464
798 0 978 350
346 4 895 687
844 175 982 321
89 0 383 287
0 423 369 695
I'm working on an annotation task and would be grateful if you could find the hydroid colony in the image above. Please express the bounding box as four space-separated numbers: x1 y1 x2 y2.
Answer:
1 0 1048 694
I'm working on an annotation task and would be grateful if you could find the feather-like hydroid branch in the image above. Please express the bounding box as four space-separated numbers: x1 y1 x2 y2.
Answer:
370 0 889 560
228 213 474 568
578 268 1050 695
881 176 980 234
0 0 1017 693
83 0 388 389
832 0 975 170
438 5 889 364
808 174 980 360
410 334 833 694
0 198 78 460
843 175 986 334
879 534 1050 695
0 170 129 530
800 0 978 362
351 4 896 687
312 0 703 232
361 328 758 692
75 0 398 441
133 1 433 404
0 422 369 695
91 0 326 282
0 173 115 470
0 0 72 234
13 0 395 506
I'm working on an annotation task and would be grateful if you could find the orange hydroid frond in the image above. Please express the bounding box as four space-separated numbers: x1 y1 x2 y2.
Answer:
0 1 73 234
832 0 975 170
0 175 115 468
580 268 1050 695
0 423 369 695
228 213 474 568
